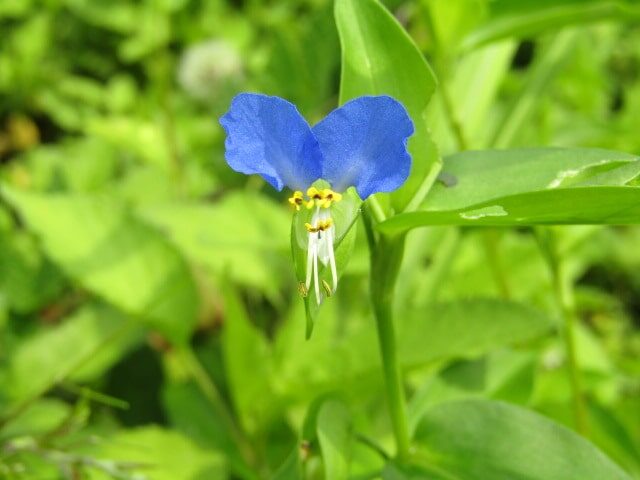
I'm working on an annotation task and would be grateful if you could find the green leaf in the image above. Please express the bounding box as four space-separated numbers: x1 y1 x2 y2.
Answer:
272 448 303 480
0 398 70 441
219 281 272 433
423 148 640 211
317 399 352 480
411 399 632 480
6 305 133 404
379 148 640 233
162 383 254 480
398 299 552 368
86 426 226 480
140 192 290 296
335 0 440 210
380 186 640 232
460 0 640 52
1 186 199 344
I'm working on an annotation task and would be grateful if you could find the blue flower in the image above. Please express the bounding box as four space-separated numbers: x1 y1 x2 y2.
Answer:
219 93 414 303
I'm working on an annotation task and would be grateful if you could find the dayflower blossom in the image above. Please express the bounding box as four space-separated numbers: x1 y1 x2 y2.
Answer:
220 93 414 304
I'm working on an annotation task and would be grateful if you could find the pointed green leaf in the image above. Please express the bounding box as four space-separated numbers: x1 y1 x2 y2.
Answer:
1 186 199 344
412 400 632 480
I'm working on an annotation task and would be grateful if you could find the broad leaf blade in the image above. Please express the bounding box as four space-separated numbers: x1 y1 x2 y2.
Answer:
1 186 199 344
399 299 552 368
379 148 640 233
380 186 640 232
412 399 632 480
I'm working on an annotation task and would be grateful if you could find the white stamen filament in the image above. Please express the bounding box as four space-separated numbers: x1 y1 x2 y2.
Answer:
305 232 314 291
305 206 338 304
313 232 320 305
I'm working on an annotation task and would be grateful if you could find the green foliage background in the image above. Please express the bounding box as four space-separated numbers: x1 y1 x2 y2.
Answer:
0 0 639 479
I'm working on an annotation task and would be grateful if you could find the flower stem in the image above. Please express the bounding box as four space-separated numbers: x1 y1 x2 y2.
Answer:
372 289 411 461
362 209 411 462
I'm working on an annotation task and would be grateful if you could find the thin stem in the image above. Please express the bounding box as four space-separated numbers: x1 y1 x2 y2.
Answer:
367 194 387 223
372 293 411 461
535 228 588 435
363 217 411 462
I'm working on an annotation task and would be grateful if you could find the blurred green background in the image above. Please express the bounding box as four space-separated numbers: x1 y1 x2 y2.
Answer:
0 0 639 479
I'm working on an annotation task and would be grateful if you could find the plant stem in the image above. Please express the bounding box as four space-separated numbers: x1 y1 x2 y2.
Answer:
372 291 411 461
535 228 588 435
362 211 411 462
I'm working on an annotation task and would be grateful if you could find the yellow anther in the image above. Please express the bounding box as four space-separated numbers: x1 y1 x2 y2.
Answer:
305 218 333 233
288 191 304 211
302 187 343 209
307 186 322 199
319 189 343 208
321 279 333 297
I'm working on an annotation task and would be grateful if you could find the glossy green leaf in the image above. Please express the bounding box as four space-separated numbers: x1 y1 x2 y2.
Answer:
1 186 199 344
411 399 632 480
424 148 640 211
379 148 640 233
399 299 552 368
380 186 640 232
335 0 440 210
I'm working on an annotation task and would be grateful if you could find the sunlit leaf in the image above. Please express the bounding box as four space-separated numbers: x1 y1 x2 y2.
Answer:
1 186 199 344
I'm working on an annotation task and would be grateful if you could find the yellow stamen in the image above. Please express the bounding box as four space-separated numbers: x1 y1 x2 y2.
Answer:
288 191 304 211
290 187 343 210
305 218 333 233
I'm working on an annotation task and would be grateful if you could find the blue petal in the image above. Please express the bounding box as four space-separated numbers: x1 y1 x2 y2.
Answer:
312 96 414 199
219 93 323 191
